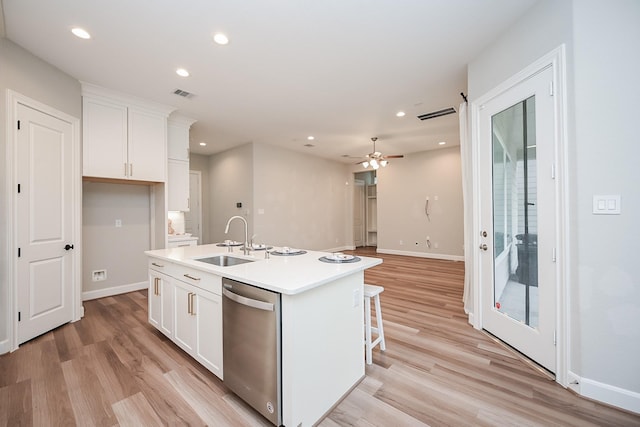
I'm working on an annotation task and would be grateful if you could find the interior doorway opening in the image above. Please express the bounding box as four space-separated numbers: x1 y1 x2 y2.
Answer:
354 171 377 248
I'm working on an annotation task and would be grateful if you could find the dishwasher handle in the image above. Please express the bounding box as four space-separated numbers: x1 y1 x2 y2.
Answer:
223 287 274 312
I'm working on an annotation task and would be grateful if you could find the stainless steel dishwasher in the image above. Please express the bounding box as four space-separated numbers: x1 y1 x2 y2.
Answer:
222 278 282 426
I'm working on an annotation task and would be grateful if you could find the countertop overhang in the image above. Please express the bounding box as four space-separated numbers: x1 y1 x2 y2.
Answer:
145 244 382 295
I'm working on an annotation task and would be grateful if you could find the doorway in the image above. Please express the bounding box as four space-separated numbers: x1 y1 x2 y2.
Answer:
354 171 377 248
185 170 202 242
473 50 567 375
7 91 82 350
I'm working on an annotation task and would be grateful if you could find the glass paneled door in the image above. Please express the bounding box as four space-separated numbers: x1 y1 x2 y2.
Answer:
479 66 557 373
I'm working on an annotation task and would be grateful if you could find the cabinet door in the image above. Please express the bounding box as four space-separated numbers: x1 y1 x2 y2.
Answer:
168 159 190 211
168 121 190 161
82 97 128 179
128 108 166 182
148 271 162 329
149 270 174 338
173 280 197 354
195 290 223 378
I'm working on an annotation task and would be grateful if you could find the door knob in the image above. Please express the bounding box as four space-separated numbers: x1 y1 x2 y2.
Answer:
479 244 488 251
64 244 74 251
481 230 488 238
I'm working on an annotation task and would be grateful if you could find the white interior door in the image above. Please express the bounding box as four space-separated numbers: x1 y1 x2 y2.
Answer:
185 170 202 242
353 180 365 247
478 66 557 373
17 103 74 344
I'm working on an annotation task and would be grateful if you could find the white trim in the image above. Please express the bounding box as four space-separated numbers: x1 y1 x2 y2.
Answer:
0 338 9 354
323 245 355 253
80 81 175 117
470 45 569 385
189 170 203 242
82 281 148 301
567 371 640 414
376 248 464 262
6 90 82 352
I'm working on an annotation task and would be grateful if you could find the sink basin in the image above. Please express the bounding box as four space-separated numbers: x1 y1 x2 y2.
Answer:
195 255 256 267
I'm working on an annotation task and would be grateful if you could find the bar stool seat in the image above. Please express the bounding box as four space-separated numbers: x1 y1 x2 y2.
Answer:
364 284 386 365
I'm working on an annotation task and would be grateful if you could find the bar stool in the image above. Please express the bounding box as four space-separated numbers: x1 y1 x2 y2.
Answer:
364 284 386 365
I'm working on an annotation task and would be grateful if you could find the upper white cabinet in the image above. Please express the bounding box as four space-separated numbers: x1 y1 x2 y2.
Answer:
82 83 175 182
167 113 196 211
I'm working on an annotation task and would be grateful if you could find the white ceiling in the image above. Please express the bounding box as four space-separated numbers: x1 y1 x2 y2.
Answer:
2 0 536 162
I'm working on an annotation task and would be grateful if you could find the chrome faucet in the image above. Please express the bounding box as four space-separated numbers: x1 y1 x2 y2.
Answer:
225 215 250 255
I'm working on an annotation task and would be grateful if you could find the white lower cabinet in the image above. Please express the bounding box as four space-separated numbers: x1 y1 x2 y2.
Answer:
148 258 223 380
148 270 174 338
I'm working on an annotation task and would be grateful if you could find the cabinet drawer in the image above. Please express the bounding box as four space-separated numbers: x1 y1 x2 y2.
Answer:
149 258 174 275
172 264 222 295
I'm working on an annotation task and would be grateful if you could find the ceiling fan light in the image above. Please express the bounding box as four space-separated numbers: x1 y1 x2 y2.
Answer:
362 161 369 168
381 160 388 167
370 159 379 169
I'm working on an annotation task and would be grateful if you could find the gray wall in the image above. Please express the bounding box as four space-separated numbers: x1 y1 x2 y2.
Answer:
377 146 464 258
253 143 351 250
469 0 640 399
82 182 150 294
0 38 81 346
208 143 254 244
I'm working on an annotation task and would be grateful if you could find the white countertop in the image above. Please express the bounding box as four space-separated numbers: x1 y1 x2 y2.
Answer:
145 244 382 295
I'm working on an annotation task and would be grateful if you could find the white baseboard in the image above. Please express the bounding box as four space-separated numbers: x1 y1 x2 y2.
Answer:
323 245 355 253
82 281 147 301
376 248 465 262
568 371 640 414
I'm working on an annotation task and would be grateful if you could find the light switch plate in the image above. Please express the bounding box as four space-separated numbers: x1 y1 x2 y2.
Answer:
593 195 621 215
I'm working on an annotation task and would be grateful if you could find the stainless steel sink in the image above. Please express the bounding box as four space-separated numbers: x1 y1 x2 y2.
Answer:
195 255 256 267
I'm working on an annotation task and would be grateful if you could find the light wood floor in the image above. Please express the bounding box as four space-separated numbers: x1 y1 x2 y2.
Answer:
1 248 639 426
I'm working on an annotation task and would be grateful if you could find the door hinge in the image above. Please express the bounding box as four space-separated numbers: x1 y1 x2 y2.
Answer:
17 120 21 130
18 311 21 322
18 247 21 258
549 81 554 96
551 164 556 179
553 330 557 345
18 184 21 193
552 248 557 262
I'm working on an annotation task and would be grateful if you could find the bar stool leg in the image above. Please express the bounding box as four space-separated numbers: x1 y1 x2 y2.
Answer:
365 292 373 365
374 294 386 351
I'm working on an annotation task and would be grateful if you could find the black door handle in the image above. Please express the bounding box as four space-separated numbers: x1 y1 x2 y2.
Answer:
64 244 74 251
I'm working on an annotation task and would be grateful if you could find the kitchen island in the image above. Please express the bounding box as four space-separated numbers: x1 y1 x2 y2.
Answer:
145 244 382 426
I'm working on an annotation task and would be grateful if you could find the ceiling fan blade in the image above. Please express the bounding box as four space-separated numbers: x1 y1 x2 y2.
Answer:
384 155 404 159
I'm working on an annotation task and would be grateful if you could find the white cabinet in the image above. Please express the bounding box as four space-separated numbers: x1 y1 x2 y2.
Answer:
168 159 190 211
148 269 174 338
167 236 198 248
147 257 223 379
167 114 196 211
82 83 174 182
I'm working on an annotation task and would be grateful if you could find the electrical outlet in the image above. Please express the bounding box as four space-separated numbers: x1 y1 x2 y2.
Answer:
115 219 122 227
399 240 403 245
92 269 107 281
434 242 439 249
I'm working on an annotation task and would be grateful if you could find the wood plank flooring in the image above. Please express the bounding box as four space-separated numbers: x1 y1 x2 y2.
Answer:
2 248 639 426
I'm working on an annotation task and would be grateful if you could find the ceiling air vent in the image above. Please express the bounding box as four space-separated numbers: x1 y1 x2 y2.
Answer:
173 89 194 98
417 107 456 121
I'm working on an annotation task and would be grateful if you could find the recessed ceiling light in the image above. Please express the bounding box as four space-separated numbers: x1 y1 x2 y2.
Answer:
307 136 315 141
71 27 91 39
396 111 406 117
213 33 229 45
199 142 207 146
176 68 190 77
438 141 446 145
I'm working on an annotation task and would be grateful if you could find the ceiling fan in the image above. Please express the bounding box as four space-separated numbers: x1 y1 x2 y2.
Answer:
355 137 404 169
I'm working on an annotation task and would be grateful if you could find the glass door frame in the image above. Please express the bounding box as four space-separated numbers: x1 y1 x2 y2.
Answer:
469 45 570 387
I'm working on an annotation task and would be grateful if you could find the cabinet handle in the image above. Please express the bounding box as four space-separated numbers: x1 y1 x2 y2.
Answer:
155 277 161 296
129 163 133 177
151 262 164 268
124 163 127 177
184 274 200 281
187 197 190 209
187 292 192 314
190 293 196 316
